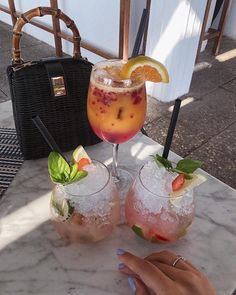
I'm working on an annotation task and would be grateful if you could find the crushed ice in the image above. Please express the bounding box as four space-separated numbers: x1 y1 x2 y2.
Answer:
61 163 116 216
135 161 194 215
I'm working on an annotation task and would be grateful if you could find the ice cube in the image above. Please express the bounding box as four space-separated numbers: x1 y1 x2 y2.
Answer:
64 162 115 216
136 161 171 214
66 162 109 197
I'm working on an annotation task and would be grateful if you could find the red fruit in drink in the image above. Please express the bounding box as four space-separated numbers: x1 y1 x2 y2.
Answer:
172 174 185 191
77 158 90 171
153 233 170 242
149 230 170 243
133 95 142 104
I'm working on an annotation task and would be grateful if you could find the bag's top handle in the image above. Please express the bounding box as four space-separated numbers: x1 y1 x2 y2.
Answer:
12 6 82 64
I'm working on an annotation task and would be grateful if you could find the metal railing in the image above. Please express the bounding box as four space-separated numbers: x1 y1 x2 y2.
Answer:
0 0 150 60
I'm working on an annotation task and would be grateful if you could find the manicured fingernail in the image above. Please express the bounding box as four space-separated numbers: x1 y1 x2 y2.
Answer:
128 277 136 292
116 248 125 255
118 263 125 269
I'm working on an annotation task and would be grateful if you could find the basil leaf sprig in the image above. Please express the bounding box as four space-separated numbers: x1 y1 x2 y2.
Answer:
153 153 202 179
48 151 87 185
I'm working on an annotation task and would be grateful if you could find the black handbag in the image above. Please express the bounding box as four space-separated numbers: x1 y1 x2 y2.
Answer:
7 6 101 160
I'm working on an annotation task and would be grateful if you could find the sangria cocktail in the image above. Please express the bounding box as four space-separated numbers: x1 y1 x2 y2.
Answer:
87 56 169 182
49 154 120 243
125 157 206 243
87 60 146 145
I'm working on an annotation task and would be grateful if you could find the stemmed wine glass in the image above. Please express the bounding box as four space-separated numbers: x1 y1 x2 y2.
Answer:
87 59 146 196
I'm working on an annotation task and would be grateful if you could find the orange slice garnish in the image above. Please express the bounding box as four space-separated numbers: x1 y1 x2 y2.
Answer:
120 55 169 83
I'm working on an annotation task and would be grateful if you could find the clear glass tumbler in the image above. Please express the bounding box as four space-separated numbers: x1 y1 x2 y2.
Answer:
50 160 120 243
125 161 195 243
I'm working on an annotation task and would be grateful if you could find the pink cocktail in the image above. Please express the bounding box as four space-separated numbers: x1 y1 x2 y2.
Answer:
50 160 120 243
125 161 195 243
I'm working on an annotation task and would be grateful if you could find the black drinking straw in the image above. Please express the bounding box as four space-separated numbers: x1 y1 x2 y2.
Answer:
132 8 149 136
126 8 150 137
162 99 181 159
132 8 149 57
31 115 63 155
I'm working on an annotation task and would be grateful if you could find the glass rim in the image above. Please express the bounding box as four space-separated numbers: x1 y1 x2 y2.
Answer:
58 160 111 198
92 59 144 86
138 162 191 199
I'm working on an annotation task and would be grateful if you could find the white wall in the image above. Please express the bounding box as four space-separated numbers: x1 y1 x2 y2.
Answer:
145 0 206 101
0 0 207 102
0 0 120 63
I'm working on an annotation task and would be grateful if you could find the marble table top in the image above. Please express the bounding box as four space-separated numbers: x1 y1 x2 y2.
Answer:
0 132 236 295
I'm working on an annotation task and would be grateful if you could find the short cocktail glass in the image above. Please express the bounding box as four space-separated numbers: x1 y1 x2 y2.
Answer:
87 59 146 189
50 160 120 243
125 160 195 243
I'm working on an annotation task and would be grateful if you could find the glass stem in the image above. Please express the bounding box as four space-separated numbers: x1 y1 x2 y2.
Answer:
112 143 119 181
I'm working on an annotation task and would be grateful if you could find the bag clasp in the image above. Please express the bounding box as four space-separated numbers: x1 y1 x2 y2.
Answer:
51 76 66 97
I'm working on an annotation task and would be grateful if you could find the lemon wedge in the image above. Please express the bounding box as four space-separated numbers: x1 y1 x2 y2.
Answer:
120 55 169 83
51 194 74 220
170 173 207 206
72 145 91 164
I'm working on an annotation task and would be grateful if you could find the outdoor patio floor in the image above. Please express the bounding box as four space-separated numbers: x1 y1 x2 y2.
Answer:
0 20 235 189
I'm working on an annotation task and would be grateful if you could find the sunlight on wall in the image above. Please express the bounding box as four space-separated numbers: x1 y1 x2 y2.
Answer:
0 194 50 251
150 2 200 64
146 0 205 102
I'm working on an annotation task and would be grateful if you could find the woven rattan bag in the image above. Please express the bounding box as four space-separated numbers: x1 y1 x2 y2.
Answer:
7 7 101 160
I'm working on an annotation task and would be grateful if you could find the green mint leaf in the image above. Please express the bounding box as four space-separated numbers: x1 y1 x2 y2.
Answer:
69 164 79 180
152 155 162 168
48 152 70 184
51 194 64 216
65 199 75 216
51 196 74 218
154 154 173 169
183 173 193 180
66 169 88 185
176 159 202 174
61 199 74 217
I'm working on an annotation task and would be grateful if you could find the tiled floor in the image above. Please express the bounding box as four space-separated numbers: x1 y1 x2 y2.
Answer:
0 21 236 189
145 39 236 189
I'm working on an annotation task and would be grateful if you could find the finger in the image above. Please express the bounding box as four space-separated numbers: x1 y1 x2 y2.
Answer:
117 250 172 292
181 260 200 272
128 277 150 295
145 251 192 271
149 261 186 281
118 263 135 276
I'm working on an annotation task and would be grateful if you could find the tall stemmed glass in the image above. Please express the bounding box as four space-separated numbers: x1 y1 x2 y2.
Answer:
87 59 146 191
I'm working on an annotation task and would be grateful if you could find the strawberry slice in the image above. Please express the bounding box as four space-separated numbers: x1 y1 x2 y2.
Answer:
151 234 170 243
77 158 90 171
149 230 170 243
172 173 185 192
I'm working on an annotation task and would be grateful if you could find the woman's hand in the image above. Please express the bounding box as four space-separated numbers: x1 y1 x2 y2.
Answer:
117 249 216 295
